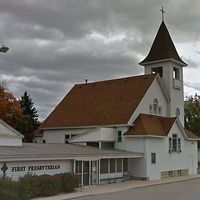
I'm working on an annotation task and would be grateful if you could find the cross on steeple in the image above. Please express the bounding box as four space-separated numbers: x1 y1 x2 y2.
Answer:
160 6 165 21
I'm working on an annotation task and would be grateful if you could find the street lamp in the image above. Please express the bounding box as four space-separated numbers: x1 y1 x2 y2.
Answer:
0 45 9 53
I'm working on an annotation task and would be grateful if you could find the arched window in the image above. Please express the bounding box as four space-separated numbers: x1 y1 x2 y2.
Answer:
175 108 180 117
153 98 158 114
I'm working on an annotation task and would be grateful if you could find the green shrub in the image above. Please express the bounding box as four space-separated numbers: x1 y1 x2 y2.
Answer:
0 177 19 200
59 173 79 192
0 173 78 200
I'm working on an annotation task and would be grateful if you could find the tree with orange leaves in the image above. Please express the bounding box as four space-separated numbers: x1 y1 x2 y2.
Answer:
0 81 22 126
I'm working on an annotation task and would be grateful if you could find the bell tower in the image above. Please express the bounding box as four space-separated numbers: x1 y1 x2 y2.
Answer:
139 21 187 126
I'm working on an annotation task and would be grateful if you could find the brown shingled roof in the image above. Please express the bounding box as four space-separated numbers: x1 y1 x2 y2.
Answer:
139 22 187 66
125 113 176 137
184 129 199 139
40 74 156 128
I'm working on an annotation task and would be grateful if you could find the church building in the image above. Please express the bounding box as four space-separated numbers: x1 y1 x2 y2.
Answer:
35 20 199 184
0 19 199 187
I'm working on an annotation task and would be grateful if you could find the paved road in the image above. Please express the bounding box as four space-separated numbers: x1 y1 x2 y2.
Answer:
72 178 200 200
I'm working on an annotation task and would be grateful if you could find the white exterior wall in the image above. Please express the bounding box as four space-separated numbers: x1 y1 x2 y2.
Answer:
42 128 90 143
0 160 72 180
0 136 22 146
69 128 115 143
128 78 168 125
126 137 147 178
145 123 197 180
100 128 116 141
115 127 129 150
144 61 184 125
0 122 23 146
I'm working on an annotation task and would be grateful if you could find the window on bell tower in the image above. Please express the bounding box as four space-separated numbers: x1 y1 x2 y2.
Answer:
151 67 163 77
173 67 180 80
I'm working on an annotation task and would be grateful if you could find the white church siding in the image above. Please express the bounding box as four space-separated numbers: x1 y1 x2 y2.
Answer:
0 135 22 146
114 127 129 150
42 128 90 143
145 123 198 180
126 137 147 178
69 127 116 144
128 77 169 125
0 120 23 146
145 61 184 125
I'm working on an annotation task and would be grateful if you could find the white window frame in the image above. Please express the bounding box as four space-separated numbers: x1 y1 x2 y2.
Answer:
169 134 181 153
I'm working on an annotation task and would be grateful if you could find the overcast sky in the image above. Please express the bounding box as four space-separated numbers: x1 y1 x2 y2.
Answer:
0 0 200 120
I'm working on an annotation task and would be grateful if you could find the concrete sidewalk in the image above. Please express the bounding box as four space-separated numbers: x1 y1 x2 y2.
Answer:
33 174 200 200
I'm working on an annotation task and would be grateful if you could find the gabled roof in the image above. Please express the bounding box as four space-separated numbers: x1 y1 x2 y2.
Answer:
40 74 156 129
0 119 24 139
125 114 176 137
139 21 187 66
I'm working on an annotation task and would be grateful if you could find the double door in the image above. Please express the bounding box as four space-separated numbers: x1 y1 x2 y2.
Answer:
75 160 98 186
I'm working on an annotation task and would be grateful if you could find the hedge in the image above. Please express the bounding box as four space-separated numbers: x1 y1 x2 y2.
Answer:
0 173 79 200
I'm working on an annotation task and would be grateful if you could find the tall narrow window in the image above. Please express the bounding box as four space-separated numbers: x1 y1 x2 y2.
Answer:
175 108 180 118
118 131 122 142
151 153 156 164
153 98 158 114
65 134 70 144
100 159 108 174
117 159 122 172
198 141 200 150
149 104 153 114
169 138 172 152
158 106 162 115
173 67 180 80
75 161 82 173
177 138 181 152
110 159 115 173
123 158 128 172
172 134 177 152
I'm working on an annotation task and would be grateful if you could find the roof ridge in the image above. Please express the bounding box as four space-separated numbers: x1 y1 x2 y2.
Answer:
75 74 156 86
0 119 24 139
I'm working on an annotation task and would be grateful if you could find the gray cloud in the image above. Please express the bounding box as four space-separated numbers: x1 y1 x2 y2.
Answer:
0 0 200 119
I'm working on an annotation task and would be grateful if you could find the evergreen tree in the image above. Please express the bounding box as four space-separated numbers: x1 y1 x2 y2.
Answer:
19 91 40 142
20 91 38 121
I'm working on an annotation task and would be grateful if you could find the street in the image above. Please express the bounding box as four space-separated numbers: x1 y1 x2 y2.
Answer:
73 178 200 200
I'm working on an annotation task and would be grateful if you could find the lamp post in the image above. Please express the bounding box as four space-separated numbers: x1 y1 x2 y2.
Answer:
0 45 9 53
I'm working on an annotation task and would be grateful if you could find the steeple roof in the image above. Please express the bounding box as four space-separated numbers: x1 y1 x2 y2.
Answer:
139 21 187 66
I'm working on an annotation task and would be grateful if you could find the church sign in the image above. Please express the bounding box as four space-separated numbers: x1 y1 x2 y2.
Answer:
11 165 60 172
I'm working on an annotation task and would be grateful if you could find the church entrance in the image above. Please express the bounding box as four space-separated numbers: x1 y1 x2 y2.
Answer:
75 160 98 187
